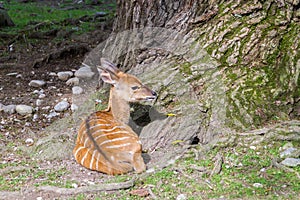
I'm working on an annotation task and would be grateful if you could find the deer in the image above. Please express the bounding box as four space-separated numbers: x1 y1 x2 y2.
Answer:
73 58 157 175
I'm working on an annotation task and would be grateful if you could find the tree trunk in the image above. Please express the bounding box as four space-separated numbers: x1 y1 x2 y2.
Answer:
114 0 300 131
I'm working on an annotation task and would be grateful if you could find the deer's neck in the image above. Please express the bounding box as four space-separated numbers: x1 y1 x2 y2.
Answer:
108 87 130 125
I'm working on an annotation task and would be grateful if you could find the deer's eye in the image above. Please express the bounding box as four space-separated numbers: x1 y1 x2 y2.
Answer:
131 86 140 90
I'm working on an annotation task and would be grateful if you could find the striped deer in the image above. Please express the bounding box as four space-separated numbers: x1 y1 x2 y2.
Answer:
73 58 157 175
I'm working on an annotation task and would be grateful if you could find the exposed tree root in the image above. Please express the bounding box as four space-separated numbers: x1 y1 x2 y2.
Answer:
37 179 135 195
32 44 90 68
0 179 135 199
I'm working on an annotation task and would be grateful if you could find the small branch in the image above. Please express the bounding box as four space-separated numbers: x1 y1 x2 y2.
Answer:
37 179 135 195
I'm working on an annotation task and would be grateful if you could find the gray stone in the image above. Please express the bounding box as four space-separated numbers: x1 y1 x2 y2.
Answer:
0 103 3 111
46 111 60 119
66 77 79 86
36 99 44 106
54 101 70 112
71 104 78 112
3 105 16 114
29 80 46 87
72 86 83 95
16 105 33 115
281 158 300 167
253 183 263 188
57 71 73 81
280 147 297 158
74 66 95 79
176 194 187 200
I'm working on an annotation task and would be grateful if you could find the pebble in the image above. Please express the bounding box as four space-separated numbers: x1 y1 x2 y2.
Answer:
49 72 57 76
46 111 60 119
54 101 70 112
33 114 39 121
71 104 78 112
75 66 95 79
66 77 79 86
57 71 73 81
16 105 33 115
36 99 44 106
72 86 83 95
3 105 16 114
39 93 46 99
29 80 46 87
253 183 263 188
281 158 300 167
25 138 34 146
176 194 187 200
0 103 3 111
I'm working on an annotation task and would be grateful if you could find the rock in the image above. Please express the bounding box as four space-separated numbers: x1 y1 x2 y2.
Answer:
0 103 3 111
29 80 46 87
39 94 46 99
54 101 70 112
16 105 33 115
176 194 187 200
280 147 297 158
36 99 44 106
49 72 57 76
71 104 78 112
46 111 60 119
253 183 263 188
57 71 73 81
25 138 34 146
3 105 16 114
72 86 83 95
66 77 79 86
33 114 39 121
75 66 95 79
281 158 300 167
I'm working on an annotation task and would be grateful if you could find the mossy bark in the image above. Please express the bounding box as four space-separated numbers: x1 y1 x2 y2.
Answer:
113 0 300 136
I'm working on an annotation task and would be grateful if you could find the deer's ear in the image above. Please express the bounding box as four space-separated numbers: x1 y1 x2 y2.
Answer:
100 70 117 85
100 58 120 75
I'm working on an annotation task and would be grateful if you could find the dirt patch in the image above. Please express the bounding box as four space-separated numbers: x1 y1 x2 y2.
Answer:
0 1 119 199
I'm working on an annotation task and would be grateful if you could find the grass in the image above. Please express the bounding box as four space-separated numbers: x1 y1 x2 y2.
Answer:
77 140 299 200
3 138 299 199
1 0 115 35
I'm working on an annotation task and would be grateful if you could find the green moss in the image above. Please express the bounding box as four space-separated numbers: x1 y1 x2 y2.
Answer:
179 62 192 76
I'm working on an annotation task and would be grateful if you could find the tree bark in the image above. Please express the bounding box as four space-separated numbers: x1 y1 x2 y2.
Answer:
83 0 300 169
113 0 300 130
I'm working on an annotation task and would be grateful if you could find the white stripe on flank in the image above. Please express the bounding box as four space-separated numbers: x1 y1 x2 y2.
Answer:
88 118 109 123
105 143 132 149
94 130 131 141
99 126 125 132
74 146 85 160
99 136 131 146
84 136 90 147
81 148 90 166
90 150 97 169
89 124 112 129
96 152 100 171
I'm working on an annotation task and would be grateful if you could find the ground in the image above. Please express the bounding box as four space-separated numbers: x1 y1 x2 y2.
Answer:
0 1 121 199
1 1 300 200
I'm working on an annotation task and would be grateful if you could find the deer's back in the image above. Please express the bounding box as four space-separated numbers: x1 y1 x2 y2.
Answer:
73 111 142 175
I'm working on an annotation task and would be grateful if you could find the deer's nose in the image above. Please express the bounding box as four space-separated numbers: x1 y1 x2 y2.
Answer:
152 91 157 96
